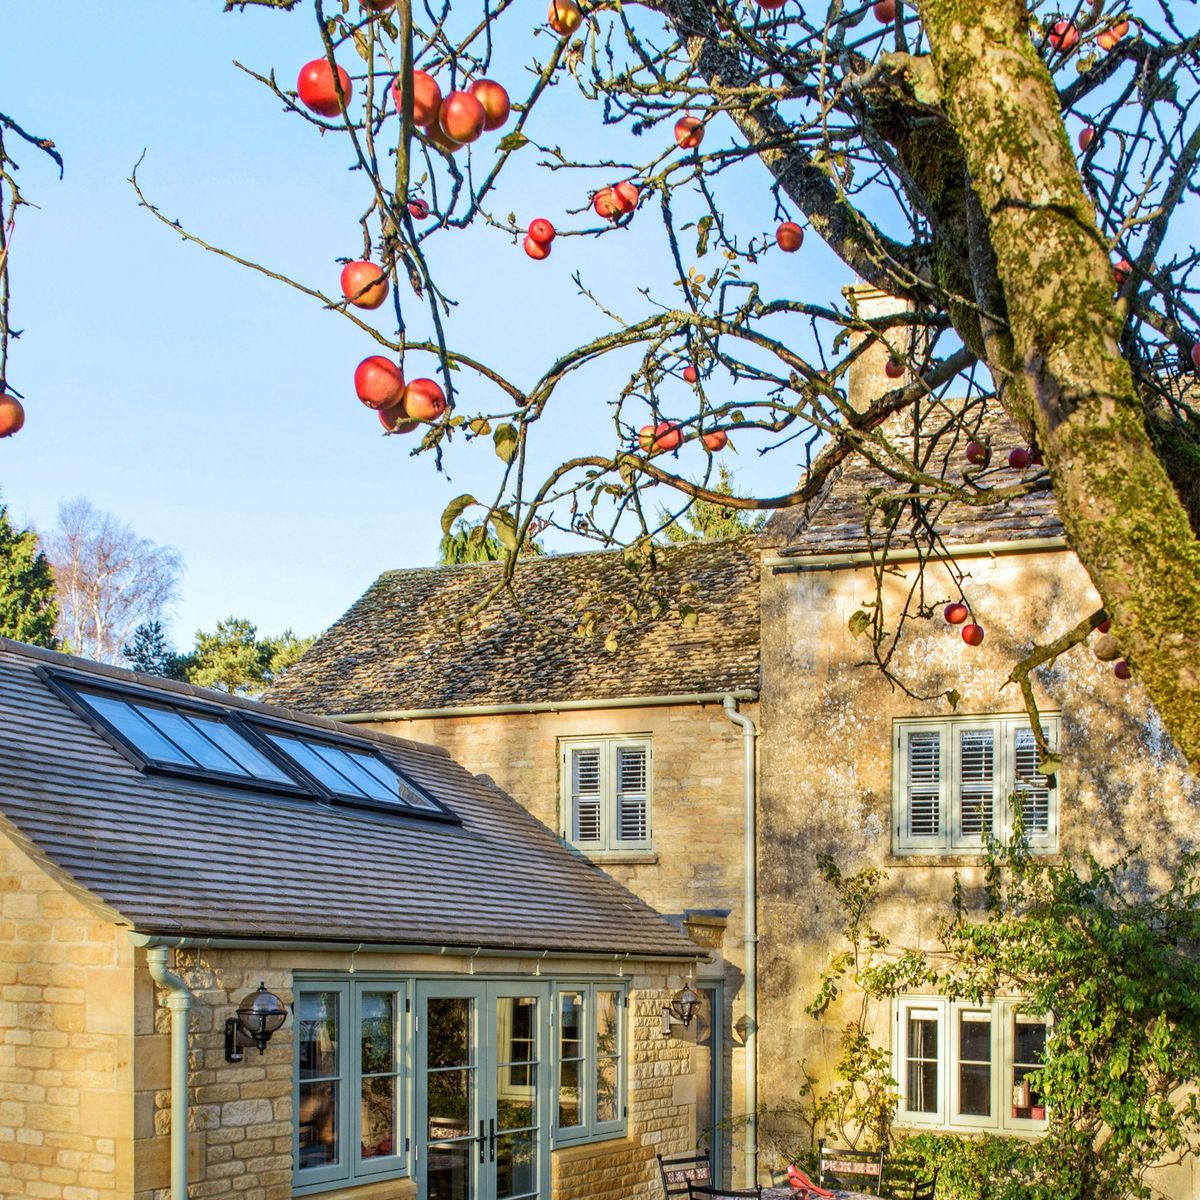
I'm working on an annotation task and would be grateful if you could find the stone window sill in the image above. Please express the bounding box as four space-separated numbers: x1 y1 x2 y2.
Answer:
580 850 659 865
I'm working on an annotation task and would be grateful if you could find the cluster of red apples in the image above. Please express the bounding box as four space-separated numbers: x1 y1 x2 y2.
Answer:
965 440 1044 471
1092 618 1133 680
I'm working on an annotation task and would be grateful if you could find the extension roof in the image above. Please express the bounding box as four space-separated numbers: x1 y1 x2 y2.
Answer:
0 639 701 958
759 407 1067 554
267 536 760 716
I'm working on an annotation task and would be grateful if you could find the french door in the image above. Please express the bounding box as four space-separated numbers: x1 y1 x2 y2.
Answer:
416 981 551 1200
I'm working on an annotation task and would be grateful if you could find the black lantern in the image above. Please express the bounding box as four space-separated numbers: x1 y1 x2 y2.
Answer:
225 982 288 1062
661 982 702 1036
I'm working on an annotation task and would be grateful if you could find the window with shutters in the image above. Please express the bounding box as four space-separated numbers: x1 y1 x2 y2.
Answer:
559 737 652 852
894 997 1049 1133
893 714 1060 854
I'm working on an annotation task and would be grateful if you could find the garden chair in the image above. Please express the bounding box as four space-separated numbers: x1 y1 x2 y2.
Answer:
658 1151 712 1200
817 1141 886 1196
910 1171 938 1200
688 1187 762 1200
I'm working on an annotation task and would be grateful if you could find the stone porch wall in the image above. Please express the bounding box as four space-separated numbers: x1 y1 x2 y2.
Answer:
0 830 134 1199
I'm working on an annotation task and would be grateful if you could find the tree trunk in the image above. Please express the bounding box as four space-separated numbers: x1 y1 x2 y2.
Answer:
920 0 1200 770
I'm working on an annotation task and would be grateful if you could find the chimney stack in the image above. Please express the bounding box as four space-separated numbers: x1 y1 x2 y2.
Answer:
842 283 916 412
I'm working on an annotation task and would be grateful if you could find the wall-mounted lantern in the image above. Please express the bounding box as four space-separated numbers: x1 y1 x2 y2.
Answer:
661 982 701 1036
225 982 288 1062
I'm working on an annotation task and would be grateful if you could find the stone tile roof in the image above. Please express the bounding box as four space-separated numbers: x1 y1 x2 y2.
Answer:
0 639 701 958
760 408 1066 553
267 536 760 715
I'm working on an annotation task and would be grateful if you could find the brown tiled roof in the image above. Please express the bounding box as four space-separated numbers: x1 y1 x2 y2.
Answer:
0 640 701 958
760 407 1066 553
267 537 760 715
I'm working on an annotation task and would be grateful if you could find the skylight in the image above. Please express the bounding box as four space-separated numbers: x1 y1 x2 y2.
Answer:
259 730 441 812
41 669 456 823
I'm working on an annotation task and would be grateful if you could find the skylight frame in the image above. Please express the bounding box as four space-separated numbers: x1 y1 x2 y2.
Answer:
38 668 460 824
241 714 459 824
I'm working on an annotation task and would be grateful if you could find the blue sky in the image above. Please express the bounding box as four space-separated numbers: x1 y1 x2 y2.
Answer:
1 1 848 645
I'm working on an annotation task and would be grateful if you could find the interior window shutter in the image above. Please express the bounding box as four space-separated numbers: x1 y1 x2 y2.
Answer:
958 729 995 840
1012 726 1051 835
571 748 602 842
614 745 648 843
907 731 942 839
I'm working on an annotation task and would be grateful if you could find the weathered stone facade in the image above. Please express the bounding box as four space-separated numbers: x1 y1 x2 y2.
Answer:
370 701 758 1181
757 546 1200 1194
0 832 134 1199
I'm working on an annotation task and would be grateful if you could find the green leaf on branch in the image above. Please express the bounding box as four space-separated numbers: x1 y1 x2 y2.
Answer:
493 423 518 462
441 494 477 536
848 609 872 638
696 215 713 258
491 510 518 551
679 604 699 629
498 132 528 152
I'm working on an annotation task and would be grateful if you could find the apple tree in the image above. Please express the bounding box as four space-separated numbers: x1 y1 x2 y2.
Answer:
159 0 1200 767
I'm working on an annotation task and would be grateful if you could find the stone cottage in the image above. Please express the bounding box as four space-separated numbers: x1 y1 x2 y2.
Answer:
0 638 707 1200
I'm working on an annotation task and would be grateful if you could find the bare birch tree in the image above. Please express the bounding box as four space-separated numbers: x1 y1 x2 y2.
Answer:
44 498 183 664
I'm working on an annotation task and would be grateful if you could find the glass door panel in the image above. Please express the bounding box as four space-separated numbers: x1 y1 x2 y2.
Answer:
424 994 477 1200
298 989 342 1171
491 988 544 1200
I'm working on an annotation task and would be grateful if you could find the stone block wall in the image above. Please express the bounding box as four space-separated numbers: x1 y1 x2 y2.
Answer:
755 547 1200 1189
0 830 134 1199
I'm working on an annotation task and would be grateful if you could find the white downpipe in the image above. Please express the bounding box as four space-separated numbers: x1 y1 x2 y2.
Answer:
147 946 193 1200
722 694 758 1185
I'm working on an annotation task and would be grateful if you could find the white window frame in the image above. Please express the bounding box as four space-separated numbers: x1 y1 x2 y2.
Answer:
559 736 653 852
893 714 1060 855
894 996 1049 1134
294 979 408 1195
552 981 628 1147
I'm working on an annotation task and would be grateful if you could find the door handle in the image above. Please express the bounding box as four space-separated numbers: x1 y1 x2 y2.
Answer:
489 1117 496 1162
479 1119 486 1163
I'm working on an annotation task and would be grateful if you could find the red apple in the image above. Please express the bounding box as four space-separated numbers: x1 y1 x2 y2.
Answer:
884 357 905 380
408 198 430 219
355 357 406 409
469 79 510 131
702 429 728 451
1097 618 1112 634
1048 19 1079 51
1112 257 1132 286
392 70 442 126
944 602 969 625
965 440 990 466
683 365 699 384
423 121 465 155
1008 447 1032 470
776 221 804 252
340 261 389 310
379 401 418 434
523 235 551 260
639 421 681 453
1078 124 1096 151
528 218 556 245
614 181 640 213
593 187 622 219
1114 659 1132 679
961 623 985 646
1190 344 1200 371
297 59 353 118
675 116 704 150
757 0 787 10
0 394 25 438
362 0 395 11
402 377 447 421
1097 18 1129 50
873 0 896 20
439 91 486 144
548 0 583 35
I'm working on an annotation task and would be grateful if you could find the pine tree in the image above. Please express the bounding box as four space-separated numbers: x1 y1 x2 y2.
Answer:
122 620 180 676
0 500 57 647
658 466 766 543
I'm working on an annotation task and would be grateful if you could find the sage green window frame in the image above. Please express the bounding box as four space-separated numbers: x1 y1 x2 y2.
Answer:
892 714 1060 855
551 982 628 1146
293 978 409 1196
559 736 653 853
893 996 1050 1134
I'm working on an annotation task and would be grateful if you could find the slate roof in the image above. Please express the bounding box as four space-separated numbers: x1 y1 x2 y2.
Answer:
267 536 760 716
0 639 701 958
760 407 1066 553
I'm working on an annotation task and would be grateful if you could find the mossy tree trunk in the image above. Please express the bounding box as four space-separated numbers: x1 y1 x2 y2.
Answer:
919 0 1200 770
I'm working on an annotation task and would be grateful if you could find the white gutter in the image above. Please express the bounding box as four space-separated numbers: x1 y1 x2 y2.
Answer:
146 946 193 1200
721 695 758 1186
765 535 1068 572
128 932 705 964
330 689 758 724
